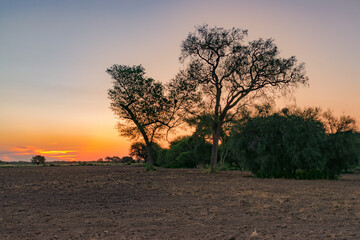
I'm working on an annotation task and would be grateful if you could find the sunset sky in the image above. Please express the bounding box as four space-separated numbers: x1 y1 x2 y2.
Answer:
1 0 359 161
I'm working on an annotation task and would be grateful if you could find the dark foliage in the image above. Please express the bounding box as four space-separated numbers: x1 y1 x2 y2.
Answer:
156 136 212 168
129 142 161 162
105 156 122 163
325 131 359 178
122 156 135 164
31 155 46 165
229 107 359 179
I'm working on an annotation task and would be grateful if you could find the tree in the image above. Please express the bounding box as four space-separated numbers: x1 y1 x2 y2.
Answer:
129 142 148 161
105 156 122 163
129 141 162 162
179 24 308 172
31 155 46 165
107 65 176 168
321 111 359 177
322 110 357 134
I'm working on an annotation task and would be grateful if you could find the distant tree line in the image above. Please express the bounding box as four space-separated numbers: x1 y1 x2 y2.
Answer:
97 156 135 164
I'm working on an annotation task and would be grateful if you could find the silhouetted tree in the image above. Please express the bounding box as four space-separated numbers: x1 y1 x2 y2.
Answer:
179 24 308 171
107 65 181 168
322 110 357 134
321 111 359 176
129 141 162 162
105 156 121 163
31 155 46 165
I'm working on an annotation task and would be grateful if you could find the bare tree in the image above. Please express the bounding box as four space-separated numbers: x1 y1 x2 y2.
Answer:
180 24 308 172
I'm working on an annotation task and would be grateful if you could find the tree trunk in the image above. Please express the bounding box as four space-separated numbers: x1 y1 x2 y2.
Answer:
135 122 155 169
145 142 154 168
210 125 221 172
220 146 228 164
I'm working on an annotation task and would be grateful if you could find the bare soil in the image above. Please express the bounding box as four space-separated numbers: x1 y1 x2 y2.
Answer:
1 165 360 239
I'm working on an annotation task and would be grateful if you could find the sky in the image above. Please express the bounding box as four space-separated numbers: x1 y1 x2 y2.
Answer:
1 0 359 161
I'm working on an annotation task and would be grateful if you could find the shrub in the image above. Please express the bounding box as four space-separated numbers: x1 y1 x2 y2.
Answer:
230 110 328 179
230 107 359 179
144 162 157 171
156 136 211 168
122 156 135 164
324 131 359 178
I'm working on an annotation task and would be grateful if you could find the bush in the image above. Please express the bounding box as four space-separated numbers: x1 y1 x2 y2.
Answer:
122 156 135 164
230 110 327 179
144 162 157 171
230 107 360 179
324 131 359 178
31 155 46 165
156 136 212 168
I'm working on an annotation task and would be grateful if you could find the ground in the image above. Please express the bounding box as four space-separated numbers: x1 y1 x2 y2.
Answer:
1 165 360 239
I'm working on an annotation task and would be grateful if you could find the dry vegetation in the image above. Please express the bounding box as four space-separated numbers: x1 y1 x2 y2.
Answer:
1 165 360 239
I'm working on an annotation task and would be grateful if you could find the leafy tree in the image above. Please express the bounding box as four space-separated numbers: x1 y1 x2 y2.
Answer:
107 65 176 168
129 141 162 162
321 111 359 177
31 155 46 165
179 24 308 172
322 110 357 134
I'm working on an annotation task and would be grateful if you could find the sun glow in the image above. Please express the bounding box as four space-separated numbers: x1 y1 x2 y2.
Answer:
6 146 78 161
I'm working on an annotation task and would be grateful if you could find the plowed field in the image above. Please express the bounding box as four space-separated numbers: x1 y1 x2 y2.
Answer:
1 165 360 239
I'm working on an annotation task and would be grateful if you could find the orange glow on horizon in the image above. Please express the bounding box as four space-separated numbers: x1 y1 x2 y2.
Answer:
39 150 76 154
6 146 79 161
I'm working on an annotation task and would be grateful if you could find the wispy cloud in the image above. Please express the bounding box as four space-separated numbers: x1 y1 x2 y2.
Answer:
1 146 78 161
39 150 76 154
